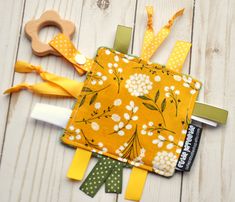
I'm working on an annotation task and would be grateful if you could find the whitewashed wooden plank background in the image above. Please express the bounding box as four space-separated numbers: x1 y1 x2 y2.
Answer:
0 0 234 202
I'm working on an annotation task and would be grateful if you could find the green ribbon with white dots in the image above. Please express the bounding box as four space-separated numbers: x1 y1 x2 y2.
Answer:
105 161 123 193
80 156 117 197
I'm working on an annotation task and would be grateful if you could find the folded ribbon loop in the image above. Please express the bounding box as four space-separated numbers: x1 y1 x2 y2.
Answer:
80 156 117 197
49 34 94 75
141 6 185 61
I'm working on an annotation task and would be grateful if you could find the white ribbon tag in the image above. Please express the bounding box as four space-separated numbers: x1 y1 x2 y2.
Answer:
31 103 72 128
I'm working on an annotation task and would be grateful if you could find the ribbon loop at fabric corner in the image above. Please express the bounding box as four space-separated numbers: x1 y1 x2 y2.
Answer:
49 33 93 75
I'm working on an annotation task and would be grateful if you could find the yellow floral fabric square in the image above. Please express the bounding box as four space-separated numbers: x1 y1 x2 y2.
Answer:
62 47 201 177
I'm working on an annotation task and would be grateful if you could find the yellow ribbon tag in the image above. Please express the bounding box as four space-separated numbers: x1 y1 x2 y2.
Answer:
125 167 148 201
49 34 93 75
141 6 185 61
166 41 191 72
4 61 84 98
67 148 92 181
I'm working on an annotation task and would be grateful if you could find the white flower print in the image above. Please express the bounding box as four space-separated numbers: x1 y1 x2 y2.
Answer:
190 89 196 94
98 142 103 147
113 98 122 106
125 73 153 96
122 58 129 63
107 58 123 93
174 74 200 91
141 121 175 137
114 55 119 62
94 102 101 109
176 148 182 154
105 49 111 55
183 82 190 88
91 122 100 131
66 127 108 154
130 148 146 167
124 55 134 60
111 114 121 122
154 75 161 82
152 151 177 176
182 75 200 90
92 141 108 154
75 129 81 134
182 129 187 134
164 85 181 116
123 113 130 120
178 140 184 147
117 157 128 162
102 75 107 81
117 68 123 73
75 134 81 140
68 127 82 141
108 63 113 68
75 128 82 140
173 75 182 81
152 134 176 149
111 101 138 136
195 82 201 89
88 71 107 86
69 125 75 131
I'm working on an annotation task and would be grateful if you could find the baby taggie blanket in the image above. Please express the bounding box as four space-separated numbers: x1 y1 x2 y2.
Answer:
62 46 201 177
4 6 228 201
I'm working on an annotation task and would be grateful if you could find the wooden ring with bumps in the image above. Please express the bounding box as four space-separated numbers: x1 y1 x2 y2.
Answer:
25 10 75 56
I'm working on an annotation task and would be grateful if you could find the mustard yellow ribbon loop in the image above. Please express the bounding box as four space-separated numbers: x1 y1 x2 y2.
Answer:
4 61 84 98
146 6 153 30
4 82 72 97
141 6 155 59
49 34 93 75
15 61 43 73
165 9 185 29
141 7 185 61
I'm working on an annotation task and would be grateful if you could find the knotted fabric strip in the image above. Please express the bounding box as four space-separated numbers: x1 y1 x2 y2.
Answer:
4 61 84 98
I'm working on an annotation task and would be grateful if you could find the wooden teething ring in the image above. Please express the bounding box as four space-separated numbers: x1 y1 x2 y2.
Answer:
25 10 75 56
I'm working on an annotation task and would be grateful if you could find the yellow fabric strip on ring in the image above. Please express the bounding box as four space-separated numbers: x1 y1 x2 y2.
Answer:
49 34 93 75
4 61 84 98
166 41 191 72
141 6 185 61
67 148 92 181
125 167 148 201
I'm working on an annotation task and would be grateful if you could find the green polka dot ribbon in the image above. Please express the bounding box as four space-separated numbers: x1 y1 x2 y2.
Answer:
105 161 123 193
80 156 117 197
